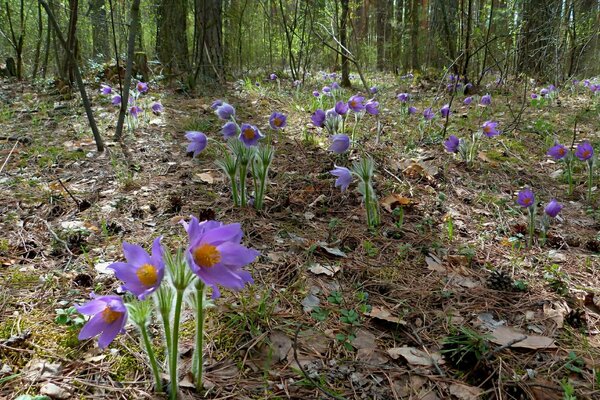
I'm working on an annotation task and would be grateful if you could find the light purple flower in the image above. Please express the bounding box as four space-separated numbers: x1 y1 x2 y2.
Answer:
270 73 277 80
239 124 263 147
348 95 365 112
100 84 112 95
531 93 538 99
211 99 224 109
480 94 491 106
365 99 379 115
312 90 320 97
330 166 353 192
269 112 287 129
311 109 326 127
441 104 450 118
335 101 349 115
544 199 563 218
444 135 460 153
408 106 417 115
107 237 164 299
332 82 341 90
215 103 235 120
76 295 127 349
517 188 535 208
186 131 208 157
136 82 148 93
322 86 332 95
482 120 500 137
540 88 549 97
129 106 142 118
328 134 350 154
111 95 121 106
464 96 473 105
397 93 409 103
151 102 163 114
548 84 556 92
423 107 435 120
547 143 567 160
184 217 258 299
370 86 377 94
575 141 594 161
222 121 238 138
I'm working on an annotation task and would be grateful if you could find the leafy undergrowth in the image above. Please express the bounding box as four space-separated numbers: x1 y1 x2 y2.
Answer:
1 74 600 400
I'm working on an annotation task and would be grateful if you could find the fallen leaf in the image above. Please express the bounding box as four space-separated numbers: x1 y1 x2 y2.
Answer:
301 294 320 312
365 306 406 325
308 262 340 277
351 329 377 350
490 326 556 349
449 383 484 400
316 242 346 257
356 348 389 365
387 346 444 367
381 194 411 213
425 253 445 272
196 172 215 184
543 301 569 328
268 330 293 362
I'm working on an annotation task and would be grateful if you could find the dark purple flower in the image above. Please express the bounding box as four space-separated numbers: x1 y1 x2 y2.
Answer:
239 123 263 147
184 217 258 298
186 131 208 157
322 86 332 95
293 80 301 87
328 134 350 154
129 106 142 118
408 106 417 115
480 94 491 106
330 166 353 192
311 109 326 127
573 80 579 86
365 99 379 115
464 83 473 92
464 96 473 105
335 101 349 115
107 237 164 300
77 295 127 349
575 141 594 161
100 84 112 95
423 107 435 120
397 93 409 103
444 135 460 153
222 121 238 138
540 88 549 97
440 104 450 118
215 103 235 120
151 102 163 114
270 73 277 80
370 86 378 94
531 93 538 99
544 199 563 218
111 95 121 106
136 82 148 93
482 120 499 137
269 112 287 129
547 143 567 160
211 100 224 109
312 90 320 97
348 95 365 112
517 188 535 208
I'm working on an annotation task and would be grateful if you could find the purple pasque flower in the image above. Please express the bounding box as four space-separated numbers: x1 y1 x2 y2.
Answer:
575 141 594 161
222 121 238 138
129 106 142 118
270 73 278 80
370 86 378 94
464 96 473 105
311 109 326 127
440 104 450 118
107 237 165 300
335 100 349 115
365 99 379 115
184 217 258 298
269 112 287 129
211 99 224 109
444 135 460 153
423 107 435 120
544 199 563 218
540 88 549 97
348 95 365 112
332 82 341 90
185 131 208 157
531 93 538 99
328 134 350 154
151 102 163 114
548 84 556 92
322 86 332 95
330 165 353 192
408 106 417 115
312 90 320 97
215 103 235 120
100 84 112 95
76 295 127 349
482 120 500 137
480 94 491 106
397 93 409 103
517 188 535 208
111 94 121 106
239 123 263 147
547 143 567 160
136 81 148 93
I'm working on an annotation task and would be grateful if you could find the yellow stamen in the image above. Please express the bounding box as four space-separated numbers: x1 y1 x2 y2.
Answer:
243 128 255 140
558 148 566 155
193 243 221 268
274 118 282 127
136 263 158 287
350 101 356 108
583 150 590 158
523 198 532 205
102 307 122 323
484 125 491 133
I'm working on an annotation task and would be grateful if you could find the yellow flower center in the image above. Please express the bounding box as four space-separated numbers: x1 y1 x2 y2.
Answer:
137 83 143 90
136 263 158 287
558 148 566 156
523 198 532 205
350 101 357 108
274 118 282 127
483 125 491 133
583 150 591 158
243 128 255 140
193 243 221 268
101 307 122 324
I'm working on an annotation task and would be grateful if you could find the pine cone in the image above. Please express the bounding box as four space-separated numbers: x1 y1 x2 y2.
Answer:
565 309 587 329
487 270 514 292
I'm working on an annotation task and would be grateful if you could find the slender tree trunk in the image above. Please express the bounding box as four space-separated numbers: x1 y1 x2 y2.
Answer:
32 2 43 79
340 0 351 87
63 0 79 85
90 0 110 61
409 0 419 71
376 0 385 70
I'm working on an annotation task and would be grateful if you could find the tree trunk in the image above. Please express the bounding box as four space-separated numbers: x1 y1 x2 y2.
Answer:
409 0 419 71
63 0 79 85
194 0 224 81
32 2 43 79
156 0 188 75
376 0 385 70
90 0 110 61
340 0 351 87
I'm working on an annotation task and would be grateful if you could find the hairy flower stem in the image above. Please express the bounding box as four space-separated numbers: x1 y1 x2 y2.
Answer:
193 283 206 392
566 160 574 196
239 162 248 207
528 208 535 248
139 324 162 393
587 162 594 202
169 289 184 400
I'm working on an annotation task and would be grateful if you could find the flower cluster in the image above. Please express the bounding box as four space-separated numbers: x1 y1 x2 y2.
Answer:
98 81 163 131
516 188 563 246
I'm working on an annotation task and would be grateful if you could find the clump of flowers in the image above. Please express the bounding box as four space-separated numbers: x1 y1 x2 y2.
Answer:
541 199 563 244
443 121 501 164
575 141 595 201
516 188 536 247
75 220 259 399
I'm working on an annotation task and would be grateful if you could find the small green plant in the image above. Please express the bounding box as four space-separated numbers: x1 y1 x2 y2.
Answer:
560 378 576 400
340 309 361 326
55 306 85 329
310 307 329 322
564 351 585 375
363 240 378 257
441 326 491 370
335 332 356 351
327 291 343 305
392 206 404 230
543 264 570 295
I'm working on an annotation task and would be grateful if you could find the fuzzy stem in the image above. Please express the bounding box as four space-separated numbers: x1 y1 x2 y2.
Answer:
231 172 239 206
566 159 573 195
139 324 162 393
169 289 184 400
239 162 248 207
528 207 535 248
587 162 593 202
193 283 205 392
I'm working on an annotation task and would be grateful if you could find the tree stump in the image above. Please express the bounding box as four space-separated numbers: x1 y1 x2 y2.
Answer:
6 57 17 77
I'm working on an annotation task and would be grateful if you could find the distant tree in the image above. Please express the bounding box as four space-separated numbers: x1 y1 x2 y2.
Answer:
89 0 110 61
156 0 188 74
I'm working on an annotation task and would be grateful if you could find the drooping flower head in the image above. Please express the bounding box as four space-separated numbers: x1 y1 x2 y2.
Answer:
544 199 563 218
464 96 473 105
184 217 259 299
211 99 224 109
540 88 549 97
111 94 121 106
480 94 491 106
129 106 142 118
239 123 263 147
136 82 148 93
408 106 417 115
423 107 435 120
215 103 235 120
444 135 460 153
100 84 112 95
77 295 127 349
311 109 326 127
269 112 287 129
482 120 500 137
575 141 594 161
517 188 535 208
270 73 278 80
397 93 409 103
335 101 349 115
441 104 450 118
108 237 165 299
222 121 238 139
365 99 379 115
330 166 353 192
151 102 163 114
348 95 365 112
547 143 567 160
329 134 350 154
185 131 208 157
322 86 332 96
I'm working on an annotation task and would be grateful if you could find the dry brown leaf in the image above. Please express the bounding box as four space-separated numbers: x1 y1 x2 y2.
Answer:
542 301 569 328
268 330 293 362
381 194 411 213
425 254 445 272
446 255 469 267
351 329 377 349
307 262 340 277
356 348 389 365
387 346 444 366
449 383 484 400
477 151 498 166
197 171 215 184
365 306 406 325
529 379 562 400
490 326 556 350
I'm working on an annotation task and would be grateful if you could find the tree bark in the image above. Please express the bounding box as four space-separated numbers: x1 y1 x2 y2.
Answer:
376 0 385 70
340 0 351 87
156 0 188 75
90 0 110 61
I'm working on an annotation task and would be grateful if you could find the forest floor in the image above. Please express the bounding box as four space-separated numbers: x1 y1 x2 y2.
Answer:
1 72 600 400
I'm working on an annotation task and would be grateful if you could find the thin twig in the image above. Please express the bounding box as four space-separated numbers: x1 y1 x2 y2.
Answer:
36 217 74 256
0 140 19 174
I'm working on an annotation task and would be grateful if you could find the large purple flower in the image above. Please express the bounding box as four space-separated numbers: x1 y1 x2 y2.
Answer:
444 135 460 153
540 88 549 97
423 107 435 120
440 104 450 118
329 134 350 154
397 93 409 103
322 86 332 96
77 295 127 349
211 99 224 110
575 141 594 161
482 121 500 137
544 199 563 218
239 124 263 147
330 166 353 192
215 103 235 120
184 217 259 298
480 94 491 106
348 95 365 112
464 96 473 105
111 95 121 106
269 112 287 129
335 101 349 115
222 121 238 138
129 106 142 118
107 237 164 300
365 99 379 115
100 84 112 95
332 82 341 90
408 106 417 115
311 109 326 127
151 102 163 115
517 188 535 208
186 131 208 157
136 82 148 93
547 143 567 160
312 90 320 97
